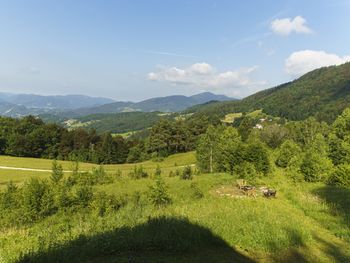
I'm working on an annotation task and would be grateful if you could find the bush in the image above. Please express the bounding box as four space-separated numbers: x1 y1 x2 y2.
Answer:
234 161 257 179
92 166 114 184
55 184 73 209
245 142 271 175
190 182 204 199
148 175 171 207
285 156 304 182
301 151 333 182
21 178 55 222
180 166 193 180
275 140 302 168
327 164 350 187
51 160 64 183
129 165 149 179
67 166 114 186
90 192 127 216
154 165 162 177
75 185 93 207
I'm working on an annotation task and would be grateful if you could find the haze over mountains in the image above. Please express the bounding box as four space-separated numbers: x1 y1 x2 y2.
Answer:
0 92 233 118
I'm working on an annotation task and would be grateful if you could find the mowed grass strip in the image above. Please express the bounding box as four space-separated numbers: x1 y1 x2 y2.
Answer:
0 152 195 171
0 152 196 189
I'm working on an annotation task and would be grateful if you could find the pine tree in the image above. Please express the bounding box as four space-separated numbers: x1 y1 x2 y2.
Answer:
51 160 64 183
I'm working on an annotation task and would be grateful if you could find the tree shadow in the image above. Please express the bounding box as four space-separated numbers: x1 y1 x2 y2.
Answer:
312 185 350 230
18 217 255 263
269 227 350 262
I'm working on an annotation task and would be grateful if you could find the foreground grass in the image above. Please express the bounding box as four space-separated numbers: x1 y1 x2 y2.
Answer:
0 163 349 262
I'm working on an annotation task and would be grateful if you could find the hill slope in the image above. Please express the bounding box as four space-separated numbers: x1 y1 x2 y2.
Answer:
67 92 233 117
189 62 350 123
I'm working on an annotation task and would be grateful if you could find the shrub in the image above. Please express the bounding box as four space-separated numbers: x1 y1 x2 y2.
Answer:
21 178 55 222
190 182 204 199
234 161 257 179
155 165 162 177
180 166 193 180
327 164 350 187
51 160 64 183
300 151 333 182
245 142 271 175
90 192 127 216
275 140 302 168
55 184 73 209
0 181 18 209
129 165 149 179
148 175 172 207
285 156 304 182
75 185 93 207
92 166 114 184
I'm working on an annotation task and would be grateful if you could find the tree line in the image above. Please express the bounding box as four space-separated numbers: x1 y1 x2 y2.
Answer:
196 108 350 187
0 115 213 164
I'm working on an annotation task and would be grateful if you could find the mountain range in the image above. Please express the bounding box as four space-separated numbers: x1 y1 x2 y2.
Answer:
0 92 233 118
65 92 233 117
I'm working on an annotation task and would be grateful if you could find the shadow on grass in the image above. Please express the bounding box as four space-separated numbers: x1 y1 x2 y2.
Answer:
18 217 255 263
313 185 350 230
269 227 350 262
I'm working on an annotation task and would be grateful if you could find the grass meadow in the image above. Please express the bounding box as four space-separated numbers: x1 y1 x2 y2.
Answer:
0 152 349 262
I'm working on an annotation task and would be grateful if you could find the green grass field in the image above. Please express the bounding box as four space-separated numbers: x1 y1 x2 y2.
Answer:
222 112 243 123
0 152 196 189
0 153 349 262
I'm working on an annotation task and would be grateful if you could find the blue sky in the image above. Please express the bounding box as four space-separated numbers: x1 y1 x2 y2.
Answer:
0 0 349 101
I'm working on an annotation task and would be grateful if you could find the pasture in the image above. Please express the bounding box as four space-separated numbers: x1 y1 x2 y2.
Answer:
0 153 349 262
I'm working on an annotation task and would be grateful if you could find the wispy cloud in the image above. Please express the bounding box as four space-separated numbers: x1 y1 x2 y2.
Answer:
258 9 290 28
232 32 272 48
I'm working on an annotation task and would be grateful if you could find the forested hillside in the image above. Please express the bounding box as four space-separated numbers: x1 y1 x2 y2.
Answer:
189 63 350 123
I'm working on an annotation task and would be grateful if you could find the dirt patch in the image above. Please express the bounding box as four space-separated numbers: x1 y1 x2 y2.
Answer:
211 185 249 199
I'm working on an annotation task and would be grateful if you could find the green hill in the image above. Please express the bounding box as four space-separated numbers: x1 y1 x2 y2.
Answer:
62 111 175 134
189 62 350 123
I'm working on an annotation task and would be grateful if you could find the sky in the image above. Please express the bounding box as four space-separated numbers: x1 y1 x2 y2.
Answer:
0 0 349 101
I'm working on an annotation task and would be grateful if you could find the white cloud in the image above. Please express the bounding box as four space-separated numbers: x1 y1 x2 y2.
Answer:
285 50 350 77
271 16 312 35
148 63 267 96
189 63 214 75
147 66 189 84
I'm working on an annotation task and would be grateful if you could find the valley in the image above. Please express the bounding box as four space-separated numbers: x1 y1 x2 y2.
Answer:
0 4 349 261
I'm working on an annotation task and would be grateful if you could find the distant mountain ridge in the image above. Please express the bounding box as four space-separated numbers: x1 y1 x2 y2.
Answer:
53 92 234 117
0 92 234 118
0 93 114 110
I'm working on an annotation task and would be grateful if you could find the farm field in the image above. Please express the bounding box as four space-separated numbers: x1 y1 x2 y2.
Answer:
0 153 349 262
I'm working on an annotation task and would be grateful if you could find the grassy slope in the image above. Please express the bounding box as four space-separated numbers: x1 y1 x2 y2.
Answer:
0 154 349 262
0 152 196 188
189 63 350 123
